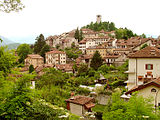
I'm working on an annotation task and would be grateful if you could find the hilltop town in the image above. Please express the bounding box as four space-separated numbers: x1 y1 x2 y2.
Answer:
1 15 160 119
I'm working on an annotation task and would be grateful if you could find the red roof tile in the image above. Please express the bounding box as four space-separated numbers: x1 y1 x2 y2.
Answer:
46 50 65 54
125 78 160 95
128 46 160 58
27 54 43 59
65 96 94 105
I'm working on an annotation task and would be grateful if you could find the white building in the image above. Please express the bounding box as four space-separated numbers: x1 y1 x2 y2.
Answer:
127 46 160 90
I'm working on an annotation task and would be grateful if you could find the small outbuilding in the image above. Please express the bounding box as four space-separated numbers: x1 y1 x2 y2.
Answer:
65 96 95 116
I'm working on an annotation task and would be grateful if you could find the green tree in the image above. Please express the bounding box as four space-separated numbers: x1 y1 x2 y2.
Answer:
90 51 103 70
109 22 116 31
0 46 17 75
140 44 148 50
74 27 79 40
17 43 32 63
115 28 135 40
79 29 83 41
29 64 34 73
71 42 76 48
0 0 24 13
40 44 50 63
0 74 34 119
34 34 46 54
103 92 158 120
77 63 88 76
74 28 83 42
140 33 147 38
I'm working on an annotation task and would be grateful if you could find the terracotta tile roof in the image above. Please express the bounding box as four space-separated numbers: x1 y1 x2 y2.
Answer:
85 102 95 109
27 54 43 59
65 96 94 105
79 39 87 44
35 64 54 73
104 54 119 58
128 46 160 58
125 78 160 95
82 54 93 59
35 66 44 73
55 64 73 71
114 48 131 51
46 50 65 54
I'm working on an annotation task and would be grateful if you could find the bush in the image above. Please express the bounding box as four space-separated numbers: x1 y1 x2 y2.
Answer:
111 80 124 88
29 64 34 73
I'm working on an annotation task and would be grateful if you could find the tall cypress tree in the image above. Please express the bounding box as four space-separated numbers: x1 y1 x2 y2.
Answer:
79 29 83 42
74 28 83 42
34 34 46 54
74 28 79 40
90 51 103 70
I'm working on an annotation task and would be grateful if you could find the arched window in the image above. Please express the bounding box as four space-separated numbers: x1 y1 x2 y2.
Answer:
151 88 156 92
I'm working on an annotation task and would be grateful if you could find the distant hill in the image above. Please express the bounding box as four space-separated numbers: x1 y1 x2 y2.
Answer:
7 43 21 50
0 36 21 49
0 36 15 45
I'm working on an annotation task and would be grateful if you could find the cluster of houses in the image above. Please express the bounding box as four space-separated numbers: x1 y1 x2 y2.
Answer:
22 15 160 116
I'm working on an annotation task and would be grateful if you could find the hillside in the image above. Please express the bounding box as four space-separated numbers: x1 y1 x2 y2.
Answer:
0 36 15 45
7 43 21 50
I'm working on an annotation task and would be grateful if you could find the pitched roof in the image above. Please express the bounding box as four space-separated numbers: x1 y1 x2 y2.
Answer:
125 78 160 95
27 54 43 59
128 46 160 58
85 102 95 109
65 96 94 105
46 50 65 54
55 64 73 71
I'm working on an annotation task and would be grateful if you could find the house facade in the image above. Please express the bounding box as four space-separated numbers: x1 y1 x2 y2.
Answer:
127 46 160 90
86 46 106 58
125 78 160 107
45 50 66 65
25 54 44 68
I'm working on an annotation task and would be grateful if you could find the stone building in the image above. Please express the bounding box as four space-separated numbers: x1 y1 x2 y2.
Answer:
25 54 44 68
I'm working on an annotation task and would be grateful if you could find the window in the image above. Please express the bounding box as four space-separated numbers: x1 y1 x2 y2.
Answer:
145 64 153 70
151 88 156 92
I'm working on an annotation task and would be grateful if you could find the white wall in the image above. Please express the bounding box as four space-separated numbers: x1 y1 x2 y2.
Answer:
70 103 83 116
128 58 160 90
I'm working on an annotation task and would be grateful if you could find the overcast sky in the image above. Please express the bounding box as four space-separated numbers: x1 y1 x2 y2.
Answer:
0 0 160 43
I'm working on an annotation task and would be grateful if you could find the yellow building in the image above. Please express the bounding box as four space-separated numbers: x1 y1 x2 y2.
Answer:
86 47 106 58
25 54 44 68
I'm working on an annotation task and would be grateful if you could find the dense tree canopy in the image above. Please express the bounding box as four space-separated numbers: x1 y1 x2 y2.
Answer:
83 21 116 32
0 46 17 75
115 28 136 40
17 44 32 63
90 51 103 70
103 92 158 120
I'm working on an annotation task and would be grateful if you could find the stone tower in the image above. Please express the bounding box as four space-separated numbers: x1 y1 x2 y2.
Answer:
96 15 101 24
